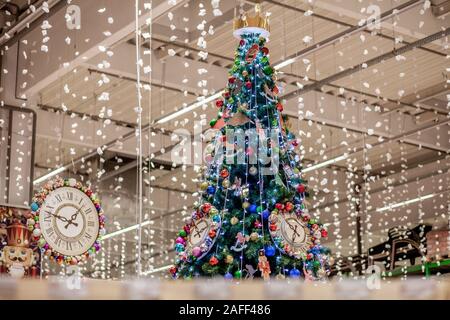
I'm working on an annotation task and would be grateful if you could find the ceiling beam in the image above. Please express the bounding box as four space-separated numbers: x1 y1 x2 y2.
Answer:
286 27 450 98
259 0 446 57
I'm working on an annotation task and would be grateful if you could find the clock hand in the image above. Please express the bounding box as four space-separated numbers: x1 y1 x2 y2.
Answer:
65 206 83 229
50 213 69 223
195 226 208 238
287 221 301 237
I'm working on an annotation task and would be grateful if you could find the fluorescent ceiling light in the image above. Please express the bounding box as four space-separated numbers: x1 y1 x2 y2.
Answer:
33 166 67 185
102 220 152 240
156 91 224 124
376 193 436 212
143 264 171 275
302 154 347 173
274 58 296 70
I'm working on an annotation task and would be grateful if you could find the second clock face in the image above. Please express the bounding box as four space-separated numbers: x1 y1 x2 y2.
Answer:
188 218 210 247
39 187 99 256
281 217 307 246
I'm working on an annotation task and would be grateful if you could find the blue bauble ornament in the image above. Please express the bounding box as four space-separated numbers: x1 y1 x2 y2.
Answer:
261 209 270 219
30 202 39 212
224 272 233 280
249 204 257 214
289 268 301 278
212 214 221 223
264 245 276 257
175 243 185 252
207 185 216 195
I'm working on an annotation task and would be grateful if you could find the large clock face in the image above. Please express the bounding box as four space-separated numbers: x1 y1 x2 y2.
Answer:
281 217 307 246
39 187 99 256
188 218 210 247
269 213 312 259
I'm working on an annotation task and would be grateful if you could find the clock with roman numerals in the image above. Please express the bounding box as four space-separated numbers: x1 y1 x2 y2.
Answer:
30 177 105 265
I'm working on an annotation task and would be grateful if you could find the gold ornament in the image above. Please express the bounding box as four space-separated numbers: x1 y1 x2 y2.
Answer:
242 201 250 209
233 4 270 34
230 217 239 225
225 255 234 264
249 232 259 241
200 181 209 191
276 273 286 280
241 187 249 198
222 179 230 188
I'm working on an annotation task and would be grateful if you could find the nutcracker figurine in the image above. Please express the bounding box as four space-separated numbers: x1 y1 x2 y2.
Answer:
1 222 34 278
258 249 271 281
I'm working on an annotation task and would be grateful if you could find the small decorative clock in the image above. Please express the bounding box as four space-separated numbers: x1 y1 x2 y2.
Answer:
175 202 221 261
29 177 105 265
269 211 312 259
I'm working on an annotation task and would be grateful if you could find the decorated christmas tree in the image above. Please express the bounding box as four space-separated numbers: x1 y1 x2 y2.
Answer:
169 5 330 280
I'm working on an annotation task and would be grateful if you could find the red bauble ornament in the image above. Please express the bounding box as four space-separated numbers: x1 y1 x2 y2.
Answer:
292 139 299 147
239 39 245 46
202 203 212 213
269 224 277 231
208 230 216 238
321 229 328 238
276 102 283 112
245 81 252 89
261 47 269 55
223 91 230 99
307 253 313 260
169 266 177 274
183 225 190 234
228 77 236 84
285 202 294 212
220 168 229 178
209 256 219 266
275 203 284 210
85 189 93 197
297 184 306 193
216 100 224 108
272 86 279 96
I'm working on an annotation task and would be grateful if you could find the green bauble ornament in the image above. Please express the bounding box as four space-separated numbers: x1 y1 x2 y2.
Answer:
313 260 321 269
210 119 217 127
263 65 273 75
261 56 269 64
179 230 187 237
234 270 242 279
257 206 263 213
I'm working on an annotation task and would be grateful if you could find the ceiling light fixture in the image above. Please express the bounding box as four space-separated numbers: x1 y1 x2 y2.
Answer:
302 154 347 173
33 166 67 185
143 264 172 275
273 58 296 70
102 220 152 240
376 193 436 212
155 90 225 124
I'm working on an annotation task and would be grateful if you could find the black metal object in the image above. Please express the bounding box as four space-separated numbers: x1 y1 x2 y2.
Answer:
368 224 433 270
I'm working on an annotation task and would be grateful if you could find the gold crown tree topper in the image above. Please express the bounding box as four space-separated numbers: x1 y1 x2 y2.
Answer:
233 4 270 39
